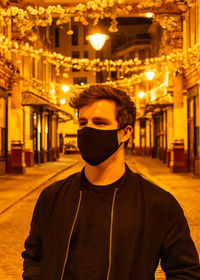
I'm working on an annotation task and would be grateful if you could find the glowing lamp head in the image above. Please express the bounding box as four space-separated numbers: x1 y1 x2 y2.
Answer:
87 33 109 51
62 85 70 93
145 71 155 80
60 98 66 105
146 12 153 18
50 89 55 95
138 91 145 99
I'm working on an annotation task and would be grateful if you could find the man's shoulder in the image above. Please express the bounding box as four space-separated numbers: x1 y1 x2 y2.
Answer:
127 167 180 210
40 171 81 198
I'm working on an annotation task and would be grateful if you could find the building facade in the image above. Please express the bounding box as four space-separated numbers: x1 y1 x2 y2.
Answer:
1 0 200 177
0 2 72 175
130 1 200 177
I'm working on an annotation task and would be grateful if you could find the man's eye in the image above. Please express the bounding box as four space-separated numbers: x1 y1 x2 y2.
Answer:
79 121 87 126
95 121 106 126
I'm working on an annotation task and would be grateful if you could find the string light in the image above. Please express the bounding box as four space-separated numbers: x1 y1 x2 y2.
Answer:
0 0 197 108
0 1 188 35
1 33 199 77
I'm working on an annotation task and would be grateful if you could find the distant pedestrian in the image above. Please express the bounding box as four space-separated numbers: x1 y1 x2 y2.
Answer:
22 84 200 279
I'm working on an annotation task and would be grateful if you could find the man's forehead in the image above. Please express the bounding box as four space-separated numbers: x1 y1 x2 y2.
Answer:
79 99 116 117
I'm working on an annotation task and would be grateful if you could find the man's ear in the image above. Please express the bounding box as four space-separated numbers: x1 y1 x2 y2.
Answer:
120 125 133 143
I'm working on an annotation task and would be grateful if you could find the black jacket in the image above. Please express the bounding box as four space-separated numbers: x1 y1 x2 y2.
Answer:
22 165 200 279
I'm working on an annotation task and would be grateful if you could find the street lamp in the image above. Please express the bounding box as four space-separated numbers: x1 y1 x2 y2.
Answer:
62 85 70 93
145 71 155 81
87 33 109 51
138 91 145 99
87 32 109 83
146 12 153 19
60 98 66 105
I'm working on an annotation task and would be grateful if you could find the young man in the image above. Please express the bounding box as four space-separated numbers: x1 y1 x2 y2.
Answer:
22 85 200 280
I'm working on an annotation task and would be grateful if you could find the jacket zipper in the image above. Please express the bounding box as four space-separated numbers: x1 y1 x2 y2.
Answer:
106 188 118 280
60 190 82 280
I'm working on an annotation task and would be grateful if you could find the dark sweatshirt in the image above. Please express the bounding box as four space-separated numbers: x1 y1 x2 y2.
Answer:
22 164 200 280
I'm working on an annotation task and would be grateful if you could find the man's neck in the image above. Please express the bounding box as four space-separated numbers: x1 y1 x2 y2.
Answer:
84 150 125 186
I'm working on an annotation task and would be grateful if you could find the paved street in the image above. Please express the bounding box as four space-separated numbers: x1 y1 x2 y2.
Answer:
0 154 200 279
0 158 84 280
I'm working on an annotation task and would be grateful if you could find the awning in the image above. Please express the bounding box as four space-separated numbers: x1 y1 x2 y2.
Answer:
144 103 173 114
22 91 73 122
22 91 50 106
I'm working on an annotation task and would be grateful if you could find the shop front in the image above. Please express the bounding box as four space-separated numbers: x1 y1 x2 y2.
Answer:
22 91 72 166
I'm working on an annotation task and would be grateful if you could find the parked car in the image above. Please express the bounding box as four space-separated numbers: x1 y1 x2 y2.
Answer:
64 143 79 154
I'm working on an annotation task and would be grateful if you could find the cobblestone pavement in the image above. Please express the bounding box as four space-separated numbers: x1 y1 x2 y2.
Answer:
0 154 199 279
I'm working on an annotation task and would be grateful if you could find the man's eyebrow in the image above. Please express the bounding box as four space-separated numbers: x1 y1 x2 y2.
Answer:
78 117 87 121
78 117 111 123
92 117 111 123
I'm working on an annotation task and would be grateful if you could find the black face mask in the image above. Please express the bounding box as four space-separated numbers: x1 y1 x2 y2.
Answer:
77 127 122 166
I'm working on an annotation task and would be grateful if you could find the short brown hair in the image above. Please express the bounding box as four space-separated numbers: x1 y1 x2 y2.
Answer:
69 84 136 129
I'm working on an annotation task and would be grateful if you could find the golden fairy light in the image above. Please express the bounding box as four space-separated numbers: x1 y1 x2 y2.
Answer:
0 1 164 35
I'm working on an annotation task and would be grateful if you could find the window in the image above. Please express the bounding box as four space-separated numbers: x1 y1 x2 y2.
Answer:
0 127 6 158
187 5 197 48
83 25 88 45
73 77 87 85
32 58 36 78
72 25 78 45
84 51 88 58
72 51 80 72
139 49 146 60
128 51 135 60
72 51 80 58
55 27 59 47
83 51 89 71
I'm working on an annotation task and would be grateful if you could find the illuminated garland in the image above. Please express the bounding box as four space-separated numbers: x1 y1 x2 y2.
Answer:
0 0 189 34
1 36 200 106
1 33 200 75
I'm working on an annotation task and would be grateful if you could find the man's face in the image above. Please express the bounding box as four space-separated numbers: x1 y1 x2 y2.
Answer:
78 99 118 130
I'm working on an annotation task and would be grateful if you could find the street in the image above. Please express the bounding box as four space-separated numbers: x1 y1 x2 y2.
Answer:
0 155 200 279
0 160 84 279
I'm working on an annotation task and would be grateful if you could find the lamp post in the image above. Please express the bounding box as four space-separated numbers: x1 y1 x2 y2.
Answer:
87 33 109 83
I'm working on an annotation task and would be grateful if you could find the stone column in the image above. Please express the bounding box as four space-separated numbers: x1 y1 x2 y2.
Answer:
146 119 151 156
170 72 187 172
24 107 34 167
9 52 26 174
134 120 140 155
